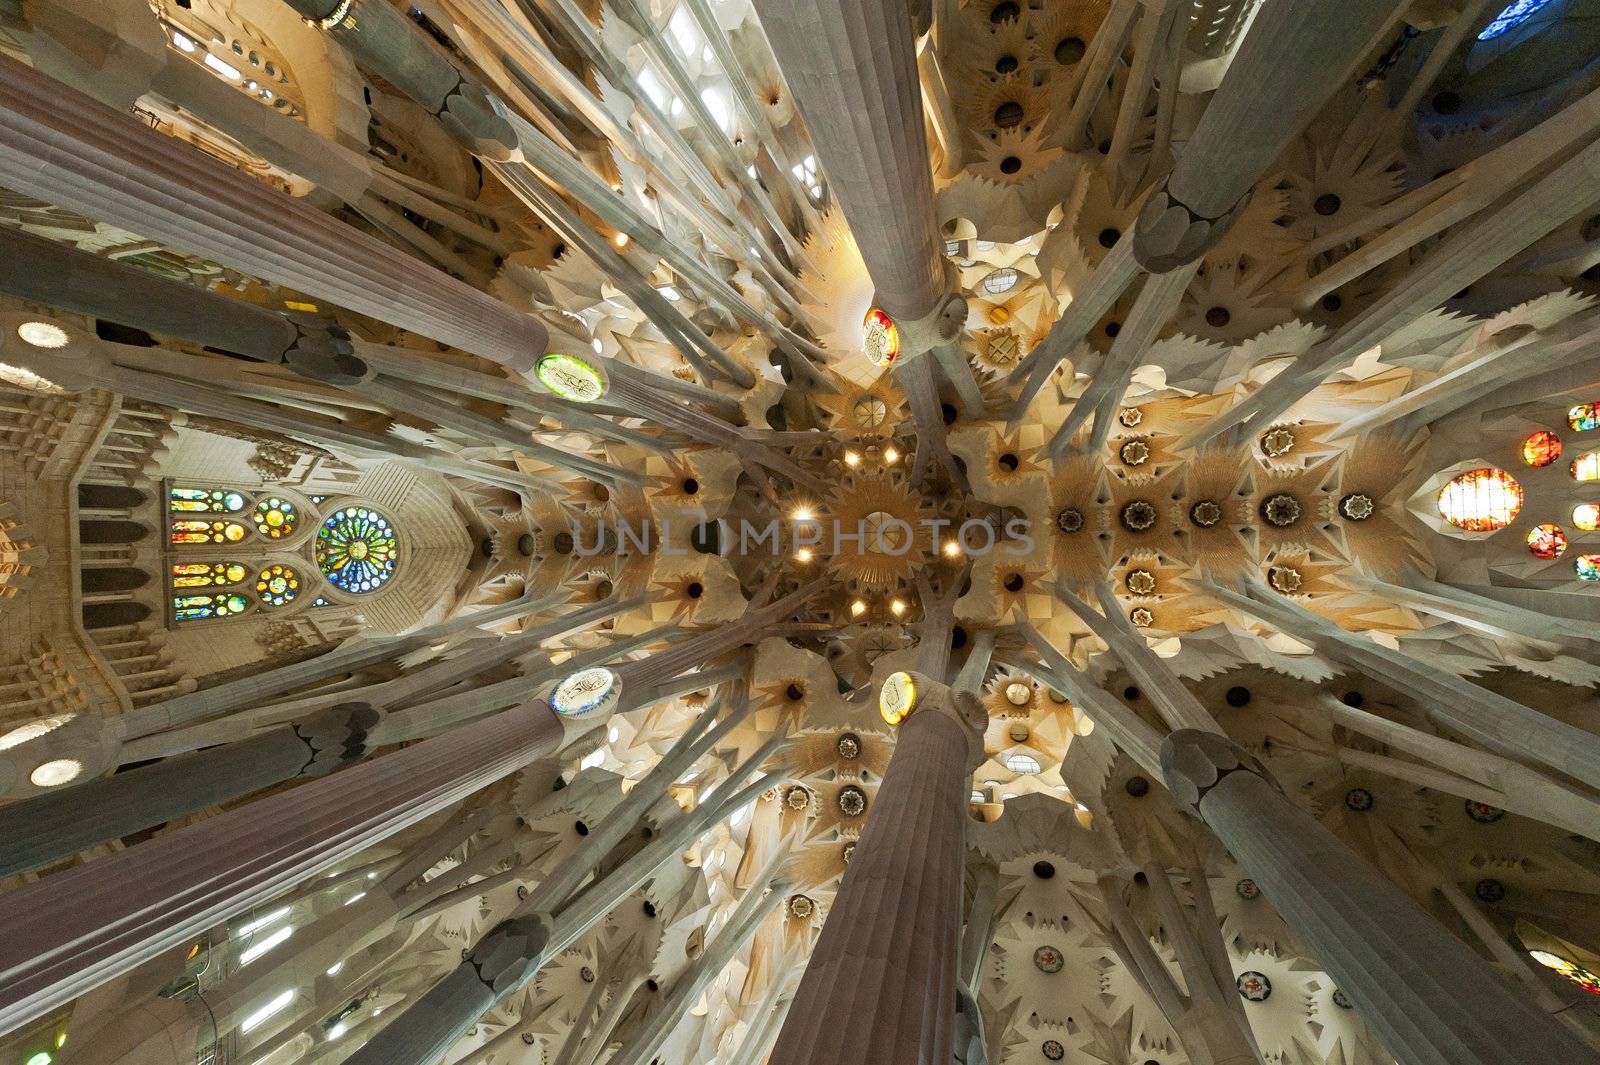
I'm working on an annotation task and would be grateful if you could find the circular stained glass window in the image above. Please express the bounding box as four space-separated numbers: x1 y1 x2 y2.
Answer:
255 564 301 607
982 267 1019 294
1522 430 1562 467
1437 467 1523 531
253 498 297 539
1477 0 1556 41
1570 403 1599 431
315 507 399 593
1577 555 1600 582
1575 504 1600 531
1527 523 1567 559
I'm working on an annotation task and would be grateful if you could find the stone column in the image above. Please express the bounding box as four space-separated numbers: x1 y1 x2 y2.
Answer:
767 672 986 1065
748 0 945 323
0 702 378 878
1161 730 1600 1065
0 53 546 371
0 700 564 1035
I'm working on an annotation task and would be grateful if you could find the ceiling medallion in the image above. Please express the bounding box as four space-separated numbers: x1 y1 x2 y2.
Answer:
1260 426 1296 458
1033 944 1065 973
1118 406 1143 427
784 785 812 811
1267 565 1302 594
1129 607 1154 627
1042 1039 1066 1061
1124 775 1150 797
550 667 620 717
1119 439 1150 466
838 785 867 817
1236 971 1272 1001
1124 569 1157 595
1190 500 1223 527
1236 878 1260 900
788 894 816 918
1474 878 1506 902
836 732 861 759
1332 989 1354 1010
535 353 606 402
1004 681 1033 706
841 842 856 865
1121 500 1158 532
1261 493 1302 527
1056 507 1085 533
1339 493 1375 521
1344 787 1375 812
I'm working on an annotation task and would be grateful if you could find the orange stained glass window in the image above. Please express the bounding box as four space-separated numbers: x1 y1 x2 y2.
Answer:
1527 523 1566 559
1437 467 1523 532
1522 430 1561 467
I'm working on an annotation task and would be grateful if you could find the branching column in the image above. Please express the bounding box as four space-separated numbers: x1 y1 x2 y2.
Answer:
767 672 985 1065
749 0 945 322
1161 730 1600 1065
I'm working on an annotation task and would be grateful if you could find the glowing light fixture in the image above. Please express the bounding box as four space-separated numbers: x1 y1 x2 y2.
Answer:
843 451 861 467
942 540 962 558
889 598 907 617
16 322 68 349
535 353 606 402
1437 467 1523 531
849 599 867 617
241 990 296 1034
879 671 917 726
551 667 620 717
794 548 813 563
239 924 293 965
29 759 82 788
883 446 900 464
863 308 900 367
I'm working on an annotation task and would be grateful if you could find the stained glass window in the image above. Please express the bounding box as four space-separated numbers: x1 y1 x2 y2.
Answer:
1522 430 1561 467
1437 467 1523 532
1575 504 1600 531
1529 950 1600 995
169 486 247 513
1573 452 1600 482
1477 0 1555 40
1579 555 1600 582
1570 403 1599 432
1005 753 1041 774
253 497 297 539
316 507 398 593
1527 524 1566 559
255 564 301 607
174 592 249 621
171 561 247 588
982 268 1019 295
171 519 248 545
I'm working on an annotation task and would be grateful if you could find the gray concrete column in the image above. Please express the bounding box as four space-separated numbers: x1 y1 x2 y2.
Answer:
1161 729 1600 1065
767 674 985 1065
0 700 564 1034
749 0 945 322
0 53 546 371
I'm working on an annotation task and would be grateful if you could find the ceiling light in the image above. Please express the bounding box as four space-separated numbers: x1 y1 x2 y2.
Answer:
16 322 69 349
849 599 866 617
241 989 295 1033
843 451 860 467
239 925 293 965
942 541 962 558
889 598 907 617
29 759 82 787
883 447 899 464
794 548 813 562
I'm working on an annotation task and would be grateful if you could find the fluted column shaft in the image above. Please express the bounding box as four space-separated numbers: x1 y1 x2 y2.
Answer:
768 707 973 1065
0 701 563 1035
0 54 546 370
1161 730 1600 1065
750 0 944 321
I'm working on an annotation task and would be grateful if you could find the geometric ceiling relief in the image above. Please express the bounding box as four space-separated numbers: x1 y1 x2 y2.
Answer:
0 0 1598 1063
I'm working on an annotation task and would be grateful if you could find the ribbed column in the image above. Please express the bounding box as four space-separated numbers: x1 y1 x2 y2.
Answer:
1161 730 1600 1065
0 703 378 878
0 701 563 1034
0 54 545 370
749 0 944 321
768 694 978 1065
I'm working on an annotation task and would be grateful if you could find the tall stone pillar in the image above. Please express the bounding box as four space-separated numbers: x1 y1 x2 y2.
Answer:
1161 730 1600 1065
748 0 945 323
767 671 986 1065
0 700 564 1035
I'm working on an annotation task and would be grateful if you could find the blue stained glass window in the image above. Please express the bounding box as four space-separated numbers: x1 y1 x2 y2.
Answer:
1478 0 1555 40
315 507 399 593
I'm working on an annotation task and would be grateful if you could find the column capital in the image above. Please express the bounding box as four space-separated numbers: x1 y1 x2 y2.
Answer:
880 670 987 769
293 701 383 777
1159 729 1278 816
1131 184 1252 274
